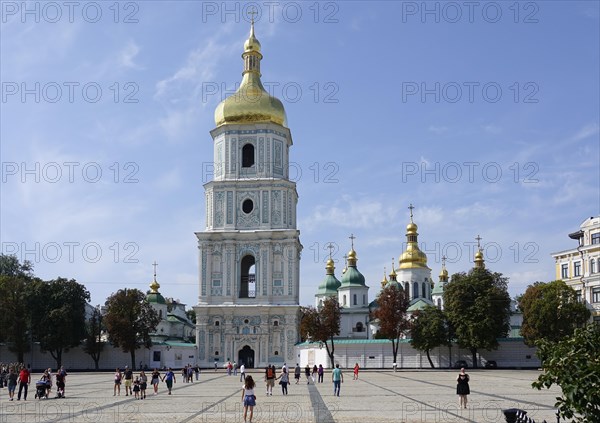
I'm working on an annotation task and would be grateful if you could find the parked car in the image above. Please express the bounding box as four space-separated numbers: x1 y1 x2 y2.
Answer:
484 360 497 369
454 360 468 369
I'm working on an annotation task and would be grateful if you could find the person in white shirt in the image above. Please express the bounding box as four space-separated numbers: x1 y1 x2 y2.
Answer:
239 363 246 382
241 375 256 423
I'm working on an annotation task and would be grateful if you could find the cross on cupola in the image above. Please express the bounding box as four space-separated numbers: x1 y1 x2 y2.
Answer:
408 203 415 223
326 242 335 260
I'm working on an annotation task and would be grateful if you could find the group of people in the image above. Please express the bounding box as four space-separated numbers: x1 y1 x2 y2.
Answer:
113 366 176 398
181 364 200 382
0 364 67 401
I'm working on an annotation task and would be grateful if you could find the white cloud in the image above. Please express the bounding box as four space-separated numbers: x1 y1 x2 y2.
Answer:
569 123 599 143
118 40 142 69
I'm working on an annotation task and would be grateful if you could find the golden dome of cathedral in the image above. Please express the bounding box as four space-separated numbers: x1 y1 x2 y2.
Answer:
214 22 287 127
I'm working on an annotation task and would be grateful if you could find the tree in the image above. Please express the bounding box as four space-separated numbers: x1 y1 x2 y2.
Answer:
532 324 600 422
371 284 411 366
83 306 105 370
28 278 90 368
104 289 160 369
0 255 34 362
300 296 341 367
410 305 450 368
443 268 511 368
518 280 590 346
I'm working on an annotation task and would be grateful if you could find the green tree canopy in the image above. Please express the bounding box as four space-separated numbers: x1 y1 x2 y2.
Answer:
300 296 341 367
443 268 511 368
533 324 600 422
410 305 450 368
28 277 90 368
104 288 160 369
0 255 35 362
518 280 590 347
371 284 411 365
83 306 105 370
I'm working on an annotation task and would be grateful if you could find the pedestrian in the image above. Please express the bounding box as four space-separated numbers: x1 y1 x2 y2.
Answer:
318 364 324 383
195 365 200 381
55 367 67 398
133 377 140 399
17 365 30 400
162 367 176 395
239 363 246 382
214 361 218 372
312 365 318 383
181 366 187 383
187 365 193 383
151 368 161 395
7 367 18 401
264 365 275 395
353 363 360 380
139 371 147 399
294 363 301 384
276 368 289 395
456 367 470 409
113 368 122 396
304 364 311 384
233 361 238 377
332 364 343 397
124 366 133 395
241 375 256 423
227 361 233 376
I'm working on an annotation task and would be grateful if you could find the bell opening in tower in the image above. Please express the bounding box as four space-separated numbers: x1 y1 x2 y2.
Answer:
240 255 256 298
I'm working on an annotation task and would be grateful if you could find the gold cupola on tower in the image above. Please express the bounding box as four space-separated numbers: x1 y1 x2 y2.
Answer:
474 235 485 269
214 19 287 127
399 204 429 269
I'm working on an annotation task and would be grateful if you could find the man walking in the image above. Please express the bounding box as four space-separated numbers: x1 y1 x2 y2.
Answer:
332 364 343 397
124 366 133 395
239 363 246 382
17 365 30 401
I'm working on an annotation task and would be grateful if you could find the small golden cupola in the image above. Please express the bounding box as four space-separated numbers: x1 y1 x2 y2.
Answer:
474 235 485 269
399 204 429 269
380 268 388 288
214 18 287 127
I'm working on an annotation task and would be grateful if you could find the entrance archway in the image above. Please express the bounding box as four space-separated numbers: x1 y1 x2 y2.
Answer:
238 345 255 368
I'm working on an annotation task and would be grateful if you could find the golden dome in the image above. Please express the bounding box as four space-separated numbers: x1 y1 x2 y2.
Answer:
150 279 160 293
406 222 418 233
439 267 448 278
399 245 428 269
325 258 335 275
214 22 287 127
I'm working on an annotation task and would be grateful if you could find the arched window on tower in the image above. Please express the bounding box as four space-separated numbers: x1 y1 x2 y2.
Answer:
404 282 409 293
355 322 364 333
437 298 442 309
242 144 255 168
413 282 419 299
422 282 427 299
240 255 256 298
353 294 357 305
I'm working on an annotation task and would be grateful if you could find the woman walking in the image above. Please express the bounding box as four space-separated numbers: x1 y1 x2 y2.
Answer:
241 375 256 423
139 371 147 399
304 364 311 384
113 368 122 396
456 368 470 409
353 363 360 380
317 364 324 383
151 368 161 395
276 368 289 395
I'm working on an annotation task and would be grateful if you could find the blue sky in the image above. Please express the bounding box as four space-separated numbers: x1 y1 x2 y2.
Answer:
1 1 599 308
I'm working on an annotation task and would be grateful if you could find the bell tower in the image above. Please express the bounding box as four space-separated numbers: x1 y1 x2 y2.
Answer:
194 19 301 368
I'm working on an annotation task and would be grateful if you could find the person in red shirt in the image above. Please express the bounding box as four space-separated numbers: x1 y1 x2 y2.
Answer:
17 365 31 400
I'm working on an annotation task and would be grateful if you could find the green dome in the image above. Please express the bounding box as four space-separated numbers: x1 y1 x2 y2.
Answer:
147 291 166 304
316 274 341 296
340 266 366 287
431 281 445 296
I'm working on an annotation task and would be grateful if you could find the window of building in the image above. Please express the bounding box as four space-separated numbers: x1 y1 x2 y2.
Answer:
215 351 219 356
273 321 279 327
274 351 279 356
215 321 220 326
353 294 357 305
242 144 255 168
153 351 161 362
591 232 600 245
422 282 427 299
242 199 254 214
240 255 256 298
404 282 409 293
591 259 596 274
576 290 582 303
561 263 569 279
343 295 347 306
592 287 600 303
574 261 581 277
363 294 366 305
413 282 419 299
355 322 364 332
437 299 442 309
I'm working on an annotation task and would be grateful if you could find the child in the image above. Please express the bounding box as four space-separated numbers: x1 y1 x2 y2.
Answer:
241 375 256 423
133 377 140 399
139 371 147 399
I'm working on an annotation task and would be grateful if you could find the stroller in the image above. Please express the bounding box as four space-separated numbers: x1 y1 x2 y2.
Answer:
35 379 50 399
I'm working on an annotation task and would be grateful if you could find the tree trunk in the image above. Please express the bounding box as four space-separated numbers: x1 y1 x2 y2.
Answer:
327 337 335 368
426 349 435 368
130 350 136 371
92 353 100 370
17 351 24 364
50 349 63 368
392 339 398 364
470 348 478 369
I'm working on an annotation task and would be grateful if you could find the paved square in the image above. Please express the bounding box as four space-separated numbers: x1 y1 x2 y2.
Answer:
0 369 561 422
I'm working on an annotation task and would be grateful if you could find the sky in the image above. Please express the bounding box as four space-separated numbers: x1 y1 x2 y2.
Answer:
1 1 599 309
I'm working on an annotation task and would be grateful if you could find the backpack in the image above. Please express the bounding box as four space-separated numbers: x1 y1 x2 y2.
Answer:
267 368 274 378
